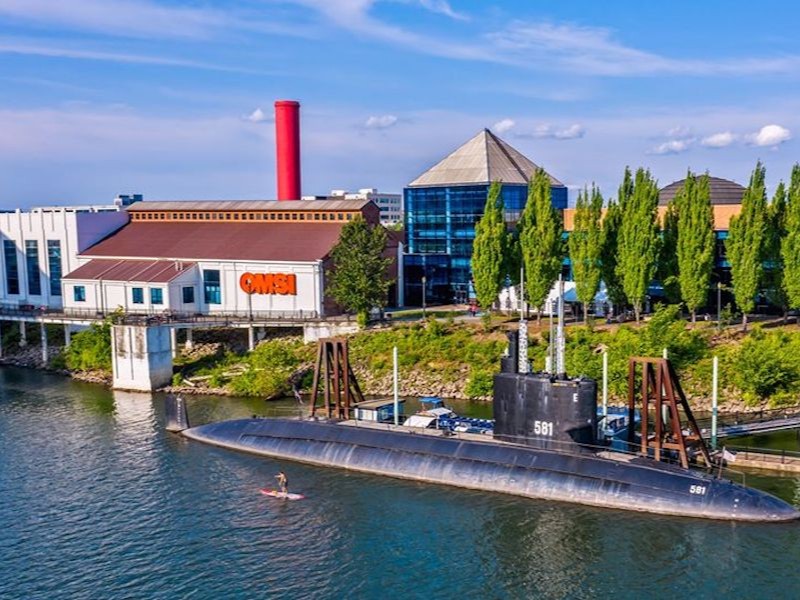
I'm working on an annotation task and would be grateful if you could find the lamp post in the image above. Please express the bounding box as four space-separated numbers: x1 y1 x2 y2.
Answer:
421 275 427 317
716 281 722 329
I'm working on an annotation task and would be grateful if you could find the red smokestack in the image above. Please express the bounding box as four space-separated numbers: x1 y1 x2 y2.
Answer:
274 100 301 201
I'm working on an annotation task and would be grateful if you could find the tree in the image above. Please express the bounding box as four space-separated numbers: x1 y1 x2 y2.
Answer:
676 172 715 323
471 181 507 310
782 165 800 317
327 215 392 324
599 198 626 311
519 168 563 323
615 167 661 322
727 161 768 330
568 185 603 322
658 201 680 304
766 181 788 321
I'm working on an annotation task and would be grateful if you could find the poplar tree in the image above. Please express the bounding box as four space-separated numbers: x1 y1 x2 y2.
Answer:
658 201 680 304
568 185 603 322
727 161 768 330
615 167 660 322
519 168 563 323
471 181 507 310
676 172 715 323
766 181 788 320
781 165 800 316
599 198 626 312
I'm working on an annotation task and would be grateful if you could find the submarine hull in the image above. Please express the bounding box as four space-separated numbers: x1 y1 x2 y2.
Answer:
182 418 799 522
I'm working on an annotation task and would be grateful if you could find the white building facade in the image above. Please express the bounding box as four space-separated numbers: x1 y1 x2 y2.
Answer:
0 201 132 310
61 199 396 318
308 189 403 226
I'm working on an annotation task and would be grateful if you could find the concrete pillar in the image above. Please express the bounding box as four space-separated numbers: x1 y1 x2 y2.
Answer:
185 328 194 351
64 324 72 347
40 322 48 364
170 327 178 359
19 322 27 347
248 325 256 351
111 325 173 391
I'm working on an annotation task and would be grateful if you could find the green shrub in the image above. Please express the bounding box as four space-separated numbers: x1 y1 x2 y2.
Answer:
63 320 112 372
732 328 799 404
465 368 495 398
172 373 183 387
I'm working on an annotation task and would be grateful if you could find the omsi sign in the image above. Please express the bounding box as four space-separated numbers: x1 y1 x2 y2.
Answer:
240 273 297 295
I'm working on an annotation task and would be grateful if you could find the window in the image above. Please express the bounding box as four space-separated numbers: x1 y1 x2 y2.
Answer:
132 287 144 304
47 240 62 296
3 240 19 294
182 286 195 304
248 213 254 220
73 285 86 302
234 213 240 220
150 288 163 305
203 270 221 304
314 214 320 221
25 241 41 296
270 213 276 220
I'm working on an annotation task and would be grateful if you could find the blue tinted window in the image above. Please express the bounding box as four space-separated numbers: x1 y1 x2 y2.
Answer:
150 288 163 305
182 286 194 304
3 240 19 295
132 287 144 304
73 285 85 302
25 241 41 296
47 240 62 296
203 270 221 304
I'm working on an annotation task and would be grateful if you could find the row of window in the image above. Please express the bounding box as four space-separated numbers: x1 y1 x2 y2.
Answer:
131 211 356 223
3 239 62 297
72 285 198 305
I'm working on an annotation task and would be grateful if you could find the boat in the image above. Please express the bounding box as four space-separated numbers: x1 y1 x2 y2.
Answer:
167 329 800 523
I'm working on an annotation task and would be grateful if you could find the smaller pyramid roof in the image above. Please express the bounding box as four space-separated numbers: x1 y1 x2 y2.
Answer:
408 129 564 188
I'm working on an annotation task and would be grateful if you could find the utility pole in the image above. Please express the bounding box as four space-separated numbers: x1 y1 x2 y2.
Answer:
421 275 427 317
711 355 719 449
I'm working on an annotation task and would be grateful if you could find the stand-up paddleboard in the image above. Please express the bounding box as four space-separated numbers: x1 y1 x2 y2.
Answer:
260 489 305 500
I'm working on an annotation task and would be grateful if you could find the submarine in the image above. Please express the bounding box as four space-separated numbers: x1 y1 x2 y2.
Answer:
167 327 800 523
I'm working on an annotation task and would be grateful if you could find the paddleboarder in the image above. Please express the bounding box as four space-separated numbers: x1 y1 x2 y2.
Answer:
275 471 288 495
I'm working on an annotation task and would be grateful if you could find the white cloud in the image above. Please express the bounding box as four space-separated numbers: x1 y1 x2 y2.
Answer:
666 125 692 138
245 108 269 123
417 0 469 21
648 139 692 155
702 131 736 148
364 114 398 129
525 123 585 140
0 40 262 73
748 124 791 147
492 118 515 134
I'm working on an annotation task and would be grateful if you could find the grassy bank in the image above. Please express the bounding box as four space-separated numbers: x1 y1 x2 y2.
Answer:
21 305 800 410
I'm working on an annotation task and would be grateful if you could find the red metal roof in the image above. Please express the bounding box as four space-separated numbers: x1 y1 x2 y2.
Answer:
81 222 345 262
64 259 196 283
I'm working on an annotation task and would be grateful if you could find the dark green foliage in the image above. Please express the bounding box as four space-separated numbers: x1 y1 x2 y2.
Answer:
63 320 112 372
658 201 680 304
616 167 661 322
327 215 392 322
464 368 495 399
519 168 563 313
472 181 507 309
676 172 715 321
599 198 626 307
727 162 768 328
765 181 788 314
781 165 800 310
568 185 603 320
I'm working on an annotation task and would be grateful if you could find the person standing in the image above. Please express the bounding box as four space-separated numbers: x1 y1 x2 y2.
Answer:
275 471 288 495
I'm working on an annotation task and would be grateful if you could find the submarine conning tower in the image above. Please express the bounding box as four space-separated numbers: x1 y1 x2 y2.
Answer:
493 330 598 452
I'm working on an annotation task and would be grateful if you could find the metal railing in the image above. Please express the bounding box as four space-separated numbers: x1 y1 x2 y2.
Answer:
726 445 800 465
0 304 357 325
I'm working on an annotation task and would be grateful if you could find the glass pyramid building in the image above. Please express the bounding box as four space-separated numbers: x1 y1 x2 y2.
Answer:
403 129 567 306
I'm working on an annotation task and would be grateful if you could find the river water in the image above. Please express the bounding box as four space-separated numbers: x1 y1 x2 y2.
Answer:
2 366 800 599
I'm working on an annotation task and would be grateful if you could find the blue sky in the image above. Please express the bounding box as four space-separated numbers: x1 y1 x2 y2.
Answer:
1 0 800 207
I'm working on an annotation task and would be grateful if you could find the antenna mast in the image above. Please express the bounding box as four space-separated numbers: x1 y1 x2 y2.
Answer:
518 266 529 374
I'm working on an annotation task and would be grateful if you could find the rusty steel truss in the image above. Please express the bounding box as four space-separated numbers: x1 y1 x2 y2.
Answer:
627 357 712 469
309 337 365 419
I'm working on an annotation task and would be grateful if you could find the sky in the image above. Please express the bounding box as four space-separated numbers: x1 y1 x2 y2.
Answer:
1 0 800 208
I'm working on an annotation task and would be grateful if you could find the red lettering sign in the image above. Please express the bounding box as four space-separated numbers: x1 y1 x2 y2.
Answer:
240 272 297 295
